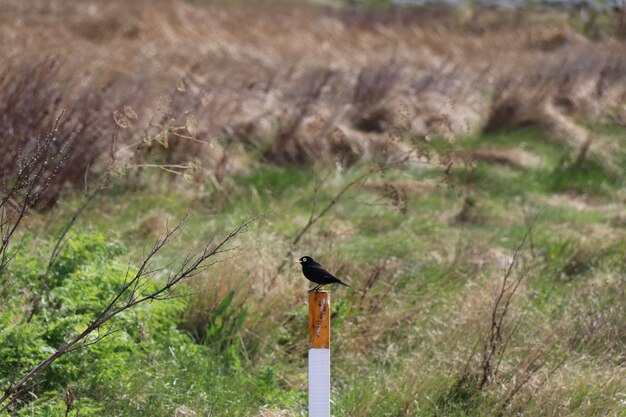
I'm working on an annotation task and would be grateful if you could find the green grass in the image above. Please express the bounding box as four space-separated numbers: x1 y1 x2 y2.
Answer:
4 125 625 416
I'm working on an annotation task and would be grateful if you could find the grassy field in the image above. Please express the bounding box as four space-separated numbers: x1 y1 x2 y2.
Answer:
1 1 625 416
4 123 623 416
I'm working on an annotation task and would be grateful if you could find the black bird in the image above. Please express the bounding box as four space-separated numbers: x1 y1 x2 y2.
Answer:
297 256 350 292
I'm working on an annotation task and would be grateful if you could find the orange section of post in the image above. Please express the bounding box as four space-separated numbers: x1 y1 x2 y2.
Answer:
308 291 330 349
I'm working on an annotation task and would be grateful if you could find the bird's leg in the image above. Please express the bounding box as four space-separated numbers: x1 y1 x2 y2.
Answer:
308 284 322 292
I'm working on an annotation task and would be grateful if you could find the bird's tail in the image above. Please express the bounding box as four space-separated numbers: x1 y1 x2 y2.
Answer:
338 280 350 287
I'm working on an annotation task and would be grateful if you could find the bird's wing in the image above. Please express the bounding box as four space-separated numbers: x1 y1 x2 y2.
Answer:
310 264 340 280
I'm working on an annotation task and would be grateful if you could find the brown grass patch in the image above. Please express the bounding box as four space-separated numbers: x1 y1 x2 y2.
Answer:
1 0 624 197
455 149 541 169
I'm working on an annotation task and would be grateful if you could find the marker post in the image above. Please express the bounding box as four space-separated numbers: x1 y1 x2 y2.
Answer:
308 290 330 417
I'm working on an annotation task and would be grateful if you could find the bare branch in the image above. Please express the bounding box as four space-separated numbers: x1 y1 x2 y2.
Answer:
26 181 105 322
276 167 380 275
1 115 71 294
0 215 259 410
478 209 543 389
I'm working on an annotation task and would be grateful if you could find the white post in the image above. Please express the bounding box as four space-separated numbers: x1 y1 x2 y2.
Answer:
308 291 330 417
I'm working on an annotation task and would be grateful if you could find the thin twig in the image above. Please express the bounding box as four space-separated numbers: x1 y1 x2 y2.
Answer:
0 215 258 410
276 167 379 275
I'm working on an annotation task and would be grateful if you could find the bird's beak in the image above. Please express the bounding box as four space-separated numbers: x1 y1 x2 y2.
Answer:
294 259 301 263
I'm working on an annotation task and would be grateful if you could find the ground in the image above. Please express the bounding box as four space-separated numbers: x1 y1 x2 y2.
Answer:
0 1 625 416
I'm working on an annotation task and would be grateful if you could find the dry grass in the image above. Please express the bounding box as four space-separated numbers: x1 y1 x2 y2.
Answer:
1 2 624 414
454 148 541 169
1 0 625 196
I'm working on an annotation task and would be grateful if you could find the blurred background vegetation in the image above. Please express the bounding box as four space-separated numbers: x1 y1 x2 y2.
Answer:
0 0 624 415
